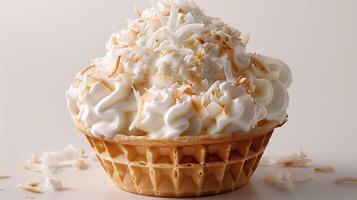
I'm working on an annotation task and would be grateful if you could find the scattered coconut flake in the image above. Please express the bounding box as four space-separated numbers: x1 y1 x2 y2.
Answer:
314 166 336 173
17 184 43 194
0 171 9 179
335 177 357 184
175 23 204 38
275 150 311 167
24 163 42 174
263 171 293 191
31 154 41 164
290 171 314 183
26 181 39 187
72 159 87 170
45 177 64 191
41 145 81 172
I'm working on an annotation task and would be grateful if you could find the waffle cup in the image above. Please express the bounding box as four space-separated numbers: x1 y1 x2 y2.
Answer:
74 119 286 197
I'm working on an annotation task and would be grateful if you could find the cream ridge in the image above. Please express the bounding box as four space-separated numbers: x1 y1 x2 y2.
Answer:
66 0 292 138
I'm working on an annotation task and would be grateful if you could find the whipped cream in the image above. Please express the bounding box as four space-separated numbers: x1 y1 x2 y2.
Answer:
66 0 292 138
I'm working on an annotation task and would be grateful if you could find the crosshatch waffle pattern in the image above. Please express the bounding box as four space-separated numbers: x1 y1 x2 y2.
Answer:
76 120 282 197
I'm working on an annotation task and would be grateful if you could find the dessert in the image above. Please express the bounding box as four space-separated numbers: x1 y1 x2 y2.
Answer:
66 0 292 197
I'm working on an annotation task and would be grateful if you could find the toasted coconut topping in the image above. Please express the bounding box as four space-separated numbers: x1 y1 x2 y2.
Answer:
314 166 336 173
335 177 357 184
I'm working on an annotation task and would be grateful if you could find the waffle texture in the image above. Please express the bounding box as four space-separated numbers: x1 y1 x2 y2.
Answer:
75 120 284 197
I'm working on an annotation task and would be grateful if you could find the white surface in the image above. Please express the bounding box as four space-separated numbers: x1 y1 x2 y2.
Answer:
1 0 357 199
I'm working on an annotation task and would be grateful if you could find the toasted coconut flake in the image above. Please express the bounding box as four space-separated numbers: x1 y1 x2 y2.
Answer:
80 65 96 76
223 61 235 84
108 56 122 78
251 55 269 74
99 79 115 91
17 184 43 194
205 81 220 95
335 177 357 184
72 159 87 170
129 87 143 131
175 23 204 38
153 74 174 88
263 171 293 191
31 154 41 164
26 181 39 187
45 177 64 191
242 34 250 45
133 6 141 17
275 151 311 167
0 170 9 179
314 166 336 173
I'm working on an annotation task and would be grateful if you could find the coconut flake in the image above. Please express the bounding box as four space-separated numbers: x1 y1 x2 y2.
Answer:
72 159 87 170
0 171 9 179
162 27 182 46
25 181 39 187
314 166 336 173
275 150 311 167
222 60 235 84
45 177 64 191
129 88 143 131
153 3 167 25
17 184 43 194
263 171 293 191
205 81 220 96
167 6 179 31
31 154 41 164
176 23 204 38
242 34 250 45
41 145 81 172
335 177 357 184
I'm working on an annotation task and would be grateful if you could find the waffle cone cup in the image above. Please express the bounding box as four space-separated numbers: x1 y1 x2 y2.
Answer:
74 119 286 197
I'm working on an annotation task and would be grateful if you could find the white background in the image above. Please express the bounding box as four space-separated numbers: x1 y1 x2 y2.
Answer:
1 0 357 199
